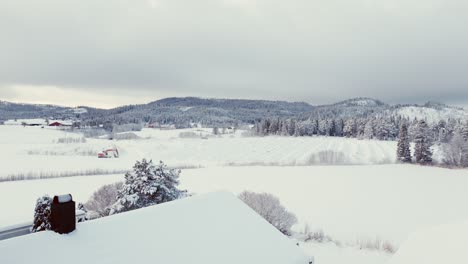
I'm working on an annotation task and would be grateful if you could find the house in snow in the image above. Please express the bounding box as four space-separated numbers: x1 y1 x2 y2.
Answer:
0 192 310 264
49 121 64 127
49 120 73 127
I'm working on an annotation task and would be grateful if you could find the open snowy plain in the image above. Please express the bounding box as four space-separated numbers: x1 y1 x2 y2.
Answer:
1 125 467 264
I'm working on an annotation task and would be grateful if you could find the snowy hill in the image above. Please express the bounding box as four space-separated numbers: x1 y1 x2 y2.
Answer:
332 97 387 107
0 101 85 122
305 97 389 119
0 192 309 264
84 97 315 126
395 105 467 124
2 97 466 127
389 221 468 264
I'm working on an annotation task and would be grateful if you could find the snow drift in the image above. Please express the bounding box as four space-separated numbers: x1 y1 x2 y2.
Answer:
389 221 468 264
0 192 309 264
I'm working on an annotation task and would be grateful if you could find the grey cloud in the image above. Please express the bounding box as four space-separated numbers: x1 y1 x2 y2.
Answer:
0 0 467 105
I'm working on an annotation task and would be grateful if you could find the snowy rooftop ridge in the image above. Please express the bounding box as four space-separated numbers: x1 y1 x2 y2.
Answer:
0 191 309 264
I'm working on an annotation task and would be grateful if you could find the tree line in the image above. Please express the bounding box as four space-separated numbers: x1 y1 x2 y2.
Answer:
253 116 468 167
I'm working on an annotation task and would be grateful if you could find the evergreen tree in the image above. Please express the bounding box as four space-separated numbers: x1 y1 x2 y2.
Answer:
32 195 53 233
397 123 412 163
109 159 186 215
281 120 289 136
77 203 88 222
288 119 296 136
363 119 374 139
329 119 337 136
318 119 328 135
414 120 433 164
268 119 280 135
356 118 366 138
335 119 344 137
343 119 356 137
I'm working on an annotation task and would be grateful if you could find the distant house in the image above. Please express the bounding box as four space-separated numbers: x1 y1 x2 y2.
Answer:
49 121 72 127
49 122 64 127
0 192 310 264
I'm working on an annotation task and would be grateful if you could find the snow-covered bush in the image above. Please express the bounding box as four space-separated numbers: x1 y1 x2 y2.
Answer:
84 182 123 217
56 137 86 144
82 128 108 138
108 159 186 215
238 191 297 236
355 237 397 254
112 123 143 133
301 224 328 243
179 131 200 138
307 150 346 165
32 195 53 233
112 132 141 140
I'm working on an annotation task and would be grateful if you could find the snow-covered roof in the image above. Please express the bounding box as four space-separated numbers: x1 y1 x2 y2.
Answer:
389 221 468 264
0 192 309 264
3 119 74 126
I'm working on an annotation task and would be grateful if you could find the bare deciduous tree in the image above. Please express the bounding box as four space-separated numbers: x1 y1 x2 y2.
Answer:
84 182 123 217
443 131 468 167
238 191 297 235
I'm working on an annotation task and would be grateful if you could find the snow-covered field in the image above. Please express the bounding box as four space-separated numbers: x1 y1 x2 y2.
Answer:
1 125 467 264
0 126 398 179
389 220 468 264
2 165 467 245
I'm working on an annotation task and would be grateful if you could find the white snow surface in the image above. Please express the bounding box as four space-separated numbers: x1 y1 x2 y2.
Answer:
0 126 400 179
0 192 309 264
389 221 468 264
1 165 468 246
299 242 391 264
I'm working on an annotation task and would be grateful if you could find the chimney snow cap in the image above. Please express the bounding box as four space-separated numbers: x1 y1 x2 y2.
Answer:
53 194 72 204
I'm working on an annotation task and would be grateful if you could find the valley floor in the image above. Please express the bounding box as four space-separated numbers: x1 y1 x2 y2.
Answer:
1 126 466 263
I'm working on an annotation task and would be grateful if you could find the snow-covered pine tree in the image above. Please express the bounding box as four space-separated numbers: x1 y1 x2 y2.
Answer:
288 119 296 136
32 195 53 233
294 121 305 137
318 119 328 136
281 120 289 136
268 119 280 135
108 159 186 215
329 119 337 136
397 123 412 163
356 118 366 138
414 120 433 164
335 119 344 137
363 119 375 139
76 203 88 222
343 119 356 138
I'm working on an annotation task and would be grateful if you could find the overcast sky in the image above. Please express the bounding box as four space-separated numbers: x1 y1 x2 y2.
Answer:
1 0 467 108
